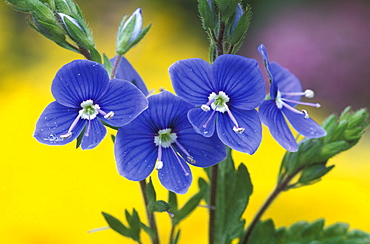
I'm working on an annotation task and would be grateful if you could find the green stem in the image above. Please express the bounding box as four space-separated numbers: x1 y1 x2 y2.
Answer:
208 164 219 244
216 20 226 57
169 224 175 244
139 179 160 244
240 166 305 244
110 55 122 79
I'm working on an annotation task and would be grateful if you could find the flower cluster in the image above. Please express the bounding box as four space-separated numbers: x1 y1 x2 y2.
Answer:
34 44 326 192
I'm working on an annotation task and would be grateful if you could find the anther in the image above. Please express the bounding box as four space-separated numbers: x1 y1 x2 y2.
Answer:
302 109 309 119
233 126 245 133
304 89 314 98
201 105 210 111
60 132 72 139
187 156 196 164
104 111 114 119
155 160 163 170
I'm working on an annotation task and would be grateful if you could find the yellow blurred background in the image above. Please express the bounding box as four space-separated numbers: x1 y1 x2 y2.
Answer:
1 1 369 243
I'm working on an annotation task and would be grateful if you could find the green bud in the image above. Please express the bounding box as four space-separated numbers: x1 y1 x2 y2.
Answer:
298 163 335 186
55 0 77 15
216 0 239 21
198 0 215 29
116 8 151 55
313 141 349 163
230 4 252 45
5 0 29 12
58 13 94 48
348 108 369 128
27 0 56 25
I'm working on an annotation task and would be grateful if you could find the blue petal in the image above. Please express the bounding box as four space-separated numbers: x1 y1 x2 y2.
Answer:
270 62 302 102
145 91 194 131
187 108 216 137
177 128 226 167
114 126 157 181
34 101 86 145
111 56 149 96
169 58 215 106
257 44 274 83
216 108 262 154
52 60 109 108
282 107 327 138
81 119 107 150
259 100 298 152
212 54 265 110
98 79 148 127
158 148 192 194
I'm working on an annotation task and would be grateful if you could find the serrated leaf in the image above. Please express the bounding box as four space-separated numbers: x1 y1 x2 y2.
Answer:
172 189 205 226
101 212 130 237
148 200 171 213
247 219 276 244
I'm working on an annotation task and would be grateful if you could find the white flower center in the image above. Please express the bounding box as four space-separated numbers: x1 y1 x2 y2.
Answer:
154 128 177 148
208 91 230 113
79 99 100 120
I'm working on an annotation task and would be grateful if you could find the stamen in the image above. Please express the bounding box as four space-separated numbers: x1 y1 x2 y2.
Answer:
85 116 92 136
302 109 309 119
280 100 309 119
98 109 114 119
155 160 163 170
279 89 315 98
225 104 245 133
170 146 189 176
170 135 196 164
201 105 210 112
202 109 216 128
157 141 163 166
60 132 72 139
166 210 175 218
281 98 321 108
60 113 81 139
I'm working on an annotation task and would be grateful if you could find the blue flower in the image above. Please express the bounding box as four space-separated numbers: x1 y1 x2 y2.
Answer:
111 55 149 96
114 91 227 194
34 60 148 150
169 54 265 154
258 44 327 152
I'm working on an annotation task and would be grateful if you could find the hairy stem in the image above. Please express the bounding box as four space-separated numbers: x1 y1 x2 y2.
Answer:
208 164 219 244
240 166 305 244
78 45 92 60
110 55 122 79
139 179 159 244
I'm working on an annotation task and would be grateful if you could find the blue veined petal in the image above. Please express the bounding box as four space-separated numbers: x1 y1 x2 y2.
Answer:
114 126 157 181
111 56 149 96
187 107 216 138
282 107 327 138
52 60 110 108
177 128 226 167
259 100 298 152
257 44 274 82
34 101 86 145
81 119 107 150
98 79 148 127
212 54 265 110
169 58 215 106
270 62 302 103
158 148 192 194
145 91 194 131
216 108 262 154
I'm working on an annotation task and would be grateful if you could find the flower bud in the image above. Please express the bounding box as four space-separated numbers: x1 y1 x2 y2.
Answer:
116 8 151 55
27 0 56 25
5 0 29 12
58 13 94 48
297 163 335 186
198 0 215 28
55 0 77 15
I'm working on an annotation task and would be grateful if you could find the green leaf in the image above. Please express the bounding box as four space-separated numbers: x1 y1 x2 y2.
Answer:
89 46 102 64
172 229 181 244
247 219 276 244
168 191 178 213
198 0 215 28
103 53 113 76
172 188 205 226
148 200 171 213
75 126 86 149
125 209 141 242
146 177 156 204
101 212 130 237
215 147 253 244
230 5 252 45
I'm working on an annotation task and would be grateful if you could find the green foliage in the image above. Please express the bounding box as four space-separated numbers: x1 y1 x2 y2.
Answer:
169 178 207 226
205 147 253 244
246 219 370 244
279 107 369 189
